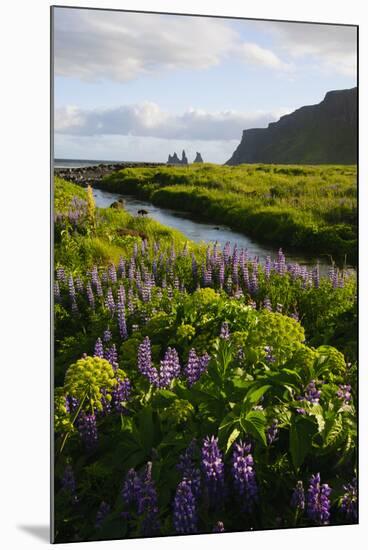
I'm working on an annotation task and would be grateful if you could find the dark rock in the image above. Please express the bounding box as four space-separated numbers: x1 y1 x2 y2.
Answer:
226 87 357 165
181 150 188 165
110 201 123 209
137 209 148 216
194 152 203 163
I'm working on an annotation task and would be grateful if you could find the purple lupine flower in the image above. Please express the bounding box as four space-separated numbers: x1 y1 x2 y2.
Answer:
158 347 181 388
265 256 271 279
117 285 126 304
128 259 135 281
103 329 112 343
184 349 210 387
101 271 108 285
276 248 286 275
213 521 225 532
232 262 239 287
220 321 230 340
177 440 201 499
54 280 61 302
231 441 258 512
337 384 352 404
68 275 76 300
223 242 231 264
61 464 78 503
305 380 321 404
86 282 95 309
173 480 197 534
105 344 118 370
184 349 201 387
117 301 128 340
65 395 79 414
95 277 103 297
108 264 117 284
94 337 104 358
218 261 225 288
75 276 83 293
329 268 339 289
113 377 131 413
99 388 112 416
118 257 125 278
122 468 142 507
240 263 249 288
201 436 225 505
90 265 98 286
77 412 98 451
267 419 279 445
95 501 110 529
340 478 357 522
138 337 158 385
249 271 258 295
105 287 115 314
291 481 305 511
127 288 135 314
263 297 272 311
276 303 283 313
306 473 331 525
137 462 160 536
203 265 213 287
56 266 66 283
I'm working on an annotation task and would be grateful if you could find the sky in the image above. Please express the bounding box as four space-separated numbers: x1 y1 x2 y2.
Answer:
53 7 357 164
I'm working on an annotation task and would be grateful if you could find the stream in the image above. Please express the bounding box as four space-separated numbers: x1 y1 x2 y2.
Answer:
92 187 336 273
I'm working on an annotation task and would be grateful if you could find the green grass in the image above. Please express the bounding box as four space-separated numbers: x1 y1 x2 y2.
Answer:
99 163 357 264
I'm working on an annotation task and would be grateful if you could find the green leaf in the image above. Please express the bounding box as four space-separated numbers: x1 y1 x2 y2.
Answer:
289 416 316 471
244 385 271 406
240 410 267 446
324 415 343 446
305 404 325 433
226 427 241 454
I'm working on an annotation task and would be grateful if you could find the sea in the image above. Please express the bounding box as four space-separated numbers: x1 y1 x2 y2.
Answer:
54 158 152 169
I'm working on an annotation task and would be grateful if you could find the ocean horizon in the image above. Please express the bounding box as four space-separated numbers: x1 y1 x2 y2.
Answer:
53 158 160 169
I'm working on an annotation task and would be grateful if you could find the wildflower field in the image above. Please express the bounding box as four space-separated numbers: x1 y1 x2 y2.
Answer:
53 174 357 542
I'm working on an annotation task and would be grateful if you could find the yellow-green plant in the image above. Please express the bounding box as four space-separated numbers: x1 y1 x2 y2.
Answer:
64 355 117 413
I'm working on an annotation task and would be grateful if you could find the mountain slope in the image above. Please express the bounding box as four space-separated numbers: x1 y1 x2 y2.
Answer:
226 87 357 165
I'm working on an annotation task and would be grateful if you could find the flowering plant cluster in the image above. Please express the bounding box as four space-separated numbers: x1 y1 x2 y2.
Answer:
54 182 357 542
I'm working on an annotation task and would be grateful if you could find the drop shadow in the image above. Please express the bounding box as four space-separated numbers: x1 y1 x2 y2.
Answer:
17 525 50 543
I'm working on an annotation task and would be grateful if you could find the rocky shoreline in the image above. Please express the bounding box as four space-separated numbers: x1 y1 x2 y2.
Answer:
54 161 165 186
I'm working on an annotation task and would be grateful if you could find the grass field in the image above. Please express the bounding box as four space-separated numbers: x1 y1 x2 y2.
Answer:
99 163 357 265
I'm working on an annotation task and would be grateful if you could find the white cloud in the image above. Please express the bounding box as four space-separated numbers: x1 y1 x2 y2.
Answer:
53 8 292 82
54 9 237 82
235 42 293 71
54 101 293 140
264 21 357 78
